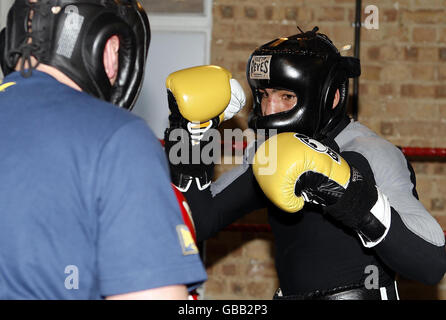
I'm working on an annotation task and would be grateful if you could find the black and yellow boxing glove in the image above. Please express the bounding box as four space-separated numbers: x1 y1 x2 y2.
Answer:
252 132 390 245
164 65 246 191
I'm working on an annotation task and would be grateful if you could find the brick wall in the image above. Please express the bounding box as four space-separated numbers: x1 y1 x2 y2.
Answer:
204 0 446 300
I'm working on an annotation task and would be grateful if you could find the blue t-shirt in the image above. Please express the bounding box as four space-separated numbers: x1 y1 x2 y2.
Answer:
0 71 207 299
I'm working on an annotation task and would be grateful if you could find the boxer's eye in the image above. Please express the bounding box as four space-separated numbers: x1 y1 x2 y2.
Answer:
282 93 296 101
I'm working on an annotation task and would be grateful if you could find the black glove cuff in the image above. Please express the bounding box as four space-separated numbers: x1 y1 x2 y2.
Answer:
170 170 212 192
357 211 387 243
164 127 216 179
324 167 385 241
164 91 220 190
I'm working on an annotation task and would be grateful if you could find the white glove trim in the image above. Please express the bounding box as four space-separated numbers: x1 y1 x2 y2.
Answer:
358 187 392 248
223 79 246 121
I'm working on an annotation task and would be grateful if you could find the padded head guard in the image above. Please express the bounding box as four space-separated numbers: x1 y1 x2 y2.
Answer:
4 0 150 110
247 27 360 139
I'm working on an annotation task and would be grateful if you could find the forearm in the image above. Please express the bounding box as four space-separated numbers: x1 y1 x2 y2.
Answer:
185 166 266 242
105 285 188 300
328 178 446 285
338 149 446 284
374 208 446 285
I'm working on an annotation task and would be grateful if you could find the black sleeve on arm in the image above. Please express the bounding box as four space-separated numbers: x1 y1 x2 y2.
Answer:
375 208 446 285
341 150 446 285
184 165 267 242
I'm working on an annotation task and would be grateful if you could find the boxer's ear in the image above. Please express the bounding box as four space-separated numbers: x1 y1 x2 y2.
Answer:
103 35 120 85
332 89 340 109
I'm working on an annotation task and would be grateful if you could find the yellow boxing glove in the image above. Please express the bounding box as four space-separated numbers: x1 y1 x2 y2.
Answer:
252 132 351 213
164 65 246 191
166 65 246 145
166 65 231 123
166 65 246 123
254 132 391 245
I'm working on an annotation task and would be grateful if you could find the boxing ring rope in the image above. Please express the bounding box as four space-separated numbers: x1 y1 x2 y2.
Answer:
220 143 446 236
221 140 446 159
161 139 446 158
224 223 446 237
400 147 446 159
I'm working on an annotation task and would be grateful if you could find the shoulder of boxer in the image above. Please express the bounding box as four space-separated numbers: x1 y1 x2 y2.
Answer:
341 134 446 247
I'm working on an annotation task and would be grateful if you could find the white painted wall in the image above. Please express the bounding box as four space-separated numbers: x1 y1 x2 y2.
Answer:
0 0 13 29
132 30 210 138
134 1 213 138
0 0 13 79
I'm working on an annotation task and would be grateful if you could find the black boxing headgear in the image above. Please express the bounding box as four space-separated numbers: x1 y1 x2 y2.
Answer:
4 0 150 110
247 27 360 139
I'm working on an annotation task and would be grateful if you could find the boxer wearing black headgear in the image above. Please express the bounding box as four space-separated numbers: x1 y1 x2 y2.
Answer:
3 0 150 110
162 27 446 300
247 27 360 140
